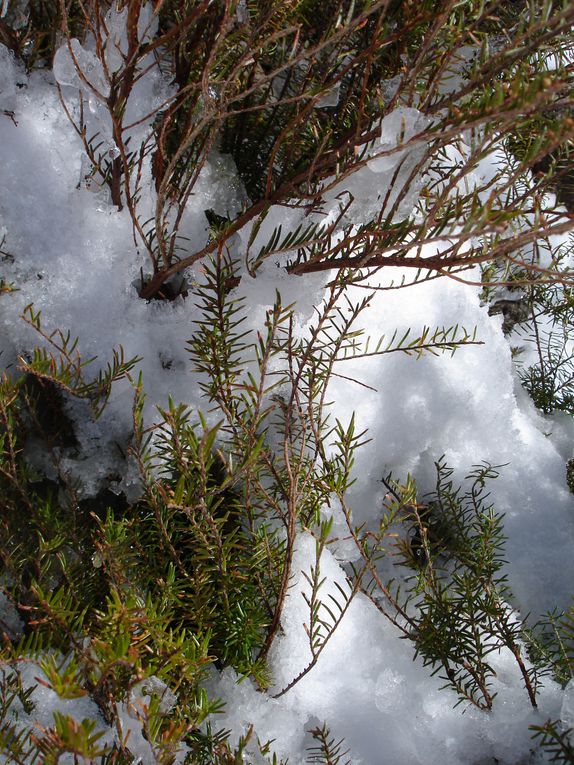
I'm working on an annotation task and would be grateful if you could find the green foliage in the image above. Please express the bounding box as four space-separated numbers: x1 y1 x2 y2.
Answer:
0 668 39 765
530 720 574 764
515 277 574 416
525 601 574 688
124 408 277 680
0 0 87 69
35 712 108 764
1 1 574 762
0 325 219 762
519 326 574 415
306 723 350 765
0 387 108 651
482 241 574 421
382 461 537 710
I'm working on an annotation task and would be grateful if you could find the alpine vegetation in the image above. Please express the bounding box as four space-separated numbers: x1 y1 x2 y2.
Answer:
0 1 573 763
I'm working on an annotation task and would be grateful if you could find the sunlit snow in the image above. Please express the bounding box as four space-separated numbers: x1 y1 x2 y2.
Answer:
1 12 573 763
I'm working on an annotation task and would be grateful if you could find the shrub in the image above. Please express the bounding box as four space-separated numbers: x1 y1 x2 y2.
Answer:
1 0 574 762
2 0 569 296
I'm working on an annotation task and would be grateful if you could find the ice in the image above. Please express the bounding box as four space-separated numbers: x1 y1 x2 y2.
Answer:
319 106 432 226
236 0 248 24
433 44 480 96
380 73 402 104
116 702 156 765
209 667 308 760
102 4 129 74
53 39 108 96
129 676 177 716
316 81 341 109
102 3 158 75
368 106 431 175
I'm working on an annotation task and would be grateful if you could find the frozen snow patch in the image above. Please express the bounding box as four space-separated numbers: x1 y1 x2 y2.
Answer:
368 106 431 175
53 39 108 96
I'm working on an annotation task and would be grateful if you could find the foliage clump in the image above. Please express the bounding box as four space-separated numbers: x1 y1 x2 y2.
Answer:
1 0 574 762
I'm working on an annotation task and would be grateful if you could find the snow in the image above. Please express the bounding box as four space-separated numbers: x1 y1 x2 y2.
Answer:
562 680 574 745
368 106 431 177
0 45 16 101
211 536 564 765
0 663 188 765
0 13 573 764
53 39 108 94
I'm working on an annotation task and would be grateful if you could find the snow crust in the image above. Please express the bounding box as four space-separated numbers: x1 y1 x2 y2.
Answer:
0 16 573 764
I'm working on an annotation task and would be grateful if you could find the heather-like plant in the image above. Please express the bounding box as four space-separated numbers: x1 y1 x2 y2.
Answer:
2 0 567 298
1 0 574 762
0 250 482 761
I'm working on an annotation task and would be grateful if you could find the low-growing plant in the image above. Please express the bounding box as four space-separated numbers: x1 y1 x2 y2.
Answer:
530 720 574 765
0 250 488 761
324 459 540 711
4 0 567 298
1 0 574 762
512 266 574 416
